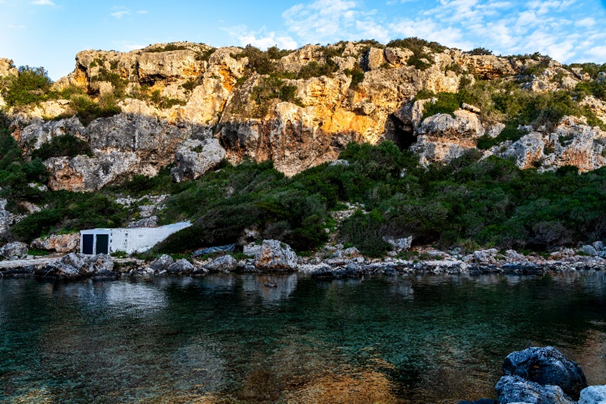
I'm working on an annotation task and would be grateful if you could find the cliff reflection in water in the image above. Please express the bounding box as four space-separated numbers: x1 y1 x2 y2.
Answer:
0 272 605 403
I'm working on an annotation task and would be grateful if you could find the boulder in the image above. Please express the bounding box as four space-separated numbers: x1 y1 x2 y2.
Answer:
580 245 599 257
502 346 588 399
149 254 175 272
457 400 497 404
35 253 115 280
204 255 238 272
495 376 574 404
362 47 386 71
167 258 195 274
473 249 499 264
383 236 412 253
32 233 80 253
0 242 29 260
170 138 226 182
254 240 297 271
579 386 606 404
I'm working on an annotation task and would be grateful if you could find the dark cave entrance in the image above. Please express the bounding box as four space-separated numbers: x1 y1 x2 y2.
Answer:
385 114 416 150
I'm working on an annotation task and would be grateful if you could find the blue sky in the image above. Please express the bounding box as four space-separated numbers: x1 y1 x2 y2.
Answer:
1 0 606 80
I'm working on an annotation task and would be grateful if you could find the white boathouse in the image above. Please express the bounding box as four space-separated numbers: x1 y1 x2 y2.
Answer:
80 222 191 255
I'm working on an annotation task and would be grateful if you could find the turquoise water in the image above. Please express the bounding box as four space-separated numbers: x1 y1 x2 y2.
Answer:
1 272 605 403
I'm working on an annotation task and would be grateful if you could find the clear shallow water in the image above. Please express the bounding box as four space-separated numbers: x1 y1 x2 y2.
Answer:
1 272 605 403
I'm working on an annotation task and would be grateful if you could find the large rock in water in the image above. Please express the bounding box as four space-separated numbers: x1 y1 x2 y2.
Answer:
495 375 575 404
254 240 297 271
502 346 588 399
204 255 238 272
579 386 606 404
36 253 114 279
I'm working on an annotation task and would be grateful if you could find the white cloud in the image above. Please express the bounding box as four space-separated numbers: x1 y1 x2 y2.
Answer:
137 10 148 14
31 0 55 5
111 10 130 19
283 0 358 43
225 26 298 50
575 17 595 27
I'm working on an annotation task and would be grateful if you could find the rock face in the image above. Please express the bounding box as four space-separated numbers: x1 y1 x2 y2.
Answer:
495 375 575 404
502 346 588 399
171 138 226 182
0 199 20 236
5 42 606 190
32 233 80 253
254 240 297 271
412 110 485 165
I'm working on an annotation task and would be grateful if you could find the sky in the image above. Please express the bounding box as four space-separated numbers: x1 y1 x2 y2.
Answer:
1 0 606 80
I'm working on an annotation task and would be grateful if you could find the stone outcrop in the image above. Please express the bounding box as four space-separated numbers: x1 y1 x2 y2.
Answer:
499 117 606 172
204 255 238 272
171 138 226 182
32 234 80 253
412 109 485 164
0 241 28 260
254 240 297 271
35 253 115 280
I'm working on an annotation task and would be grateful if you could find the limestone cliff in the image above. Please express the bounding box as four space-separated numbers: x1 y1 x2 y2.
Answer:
1 41 605 191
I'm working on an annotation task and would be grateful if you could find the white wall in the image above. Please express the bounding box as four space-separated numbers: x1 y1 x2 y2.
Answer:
81 222 191 255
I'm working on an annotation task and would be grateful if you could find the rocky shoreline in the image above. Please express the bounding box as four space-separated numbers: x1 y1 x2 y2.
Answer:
459 346 605 404
1 239 606 281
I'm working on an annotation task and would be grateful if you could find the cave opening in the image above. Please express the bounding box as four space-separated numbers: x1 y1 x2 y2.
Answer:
385 114 417 150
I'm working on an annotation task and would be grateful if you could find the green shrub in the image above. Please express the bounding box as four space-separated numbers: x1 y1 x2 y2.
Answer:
344 68 365 90
340 210 390 257
31 134 93 161
297 60 338 80
71 94 122 126
469 48 493 56
2 66 52 106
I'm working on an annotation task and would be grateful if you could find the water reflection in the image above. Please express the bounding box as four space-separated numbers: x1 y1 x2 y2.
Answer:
0 272 605 403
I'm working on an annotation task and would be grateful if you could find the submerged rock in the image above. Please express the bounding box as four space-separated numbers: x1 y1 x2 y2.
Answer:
502 346 588 399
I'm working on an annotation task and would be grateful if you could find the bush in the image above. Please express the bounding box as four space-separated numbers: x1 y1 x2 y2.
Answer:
71 94 122 126
340 210 390 257
31 134 93 161
2 66 52 106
